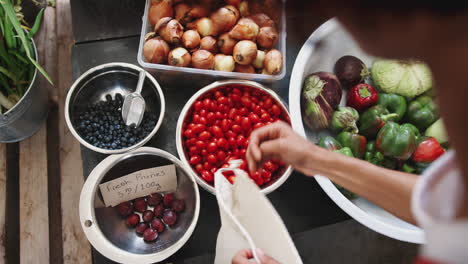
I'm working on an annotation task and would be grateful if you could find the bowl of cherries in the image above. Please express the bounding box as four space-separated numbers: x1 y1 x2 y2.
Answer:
176 80 293 194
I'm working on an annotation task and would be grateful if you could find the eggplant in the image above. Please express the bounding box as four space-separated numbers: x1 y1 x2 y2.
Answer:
301 72 342 129
333 55 368 89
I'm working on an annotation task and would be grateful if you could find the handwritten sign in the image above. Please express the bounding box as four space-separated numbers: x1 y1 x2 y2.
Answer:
99 165 177 207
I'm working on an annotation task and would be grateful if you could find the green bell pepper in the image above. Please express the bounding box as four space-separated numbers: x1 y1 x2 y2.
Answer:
377 93 407 121
364 141 385 165
376 122 417 160
358 105 399 138
318 136 342 150
334 147 354 157
336 131 367 158
401 123 421 140
401 163 416 173
407 95 439 130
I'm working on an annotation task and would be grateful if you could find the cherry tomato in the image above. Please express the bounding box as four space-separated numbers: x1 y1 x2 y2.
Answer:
203 161 212 170
210 167 218 174
206 112 216 124
255 177 264 186
253 105 263 115
234 115 242 124
233 148 240 157
241 96 253 108
189 146 199 155
241 117 251 131
201 170 214 182
215 111 224 120
237 135 246 148
249 113 260 124
216 150 226 162
199 131 211 141
195 140 206 149
192 114 201 124
271 104 281 117
240 160 248 170
194 101 203 111
264 98 273 108
239 107 249 116
228 176 236 184
189 155 201 165
199 109 207 117
228 137 237 147
253 122 264 130
230 93 241 104
184 129 195 138
217 138 228 150
261 113 271 122
214 91 223 99
217 96 228 105
192 124 205 134
232 88 242 95
207 154 218 164
251 171 261 180
203 98 211 109
195 164 203 173
221 163 230 169
261 170 272 179
207 142 217 153
232 124 243 134
221 119 231 132
187 123 196 130
263 161 276 171
185 138 197 147
228 109 237 119
211 125 223 138
239 148 247 158
225 130 237 139
209 101 217 112
201 149 208 157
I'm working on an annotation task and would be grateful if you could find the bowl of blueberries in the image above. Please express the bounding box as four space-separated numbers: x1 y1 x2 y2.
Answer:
65 62 165 154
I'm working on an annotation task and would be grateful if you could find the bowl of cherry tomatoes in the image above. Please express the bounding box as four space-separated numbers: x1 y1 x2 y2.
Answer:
176 80 293 194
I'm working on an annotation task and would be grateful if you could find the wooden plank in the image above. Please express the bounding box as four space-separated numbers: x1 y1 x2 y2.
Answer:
19 125 49 264
56 0 92 263
0 144 6 264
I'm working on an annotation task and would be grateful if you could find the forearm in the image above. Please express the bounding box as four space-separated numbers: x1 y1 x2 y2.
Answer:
302 148 418 224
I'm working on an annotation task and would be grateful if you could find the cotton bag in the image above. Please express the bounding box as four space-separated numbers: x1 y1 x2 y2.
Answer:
214 160 303 264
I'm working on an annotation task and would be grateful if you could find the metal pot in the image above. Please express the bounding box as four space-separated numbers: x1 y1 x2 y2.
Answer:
0 40 49 143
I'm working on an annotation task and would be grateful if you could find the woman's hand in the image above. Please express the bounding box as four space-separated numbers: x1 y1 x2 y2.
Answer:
246 121 325 175
232 249 280 264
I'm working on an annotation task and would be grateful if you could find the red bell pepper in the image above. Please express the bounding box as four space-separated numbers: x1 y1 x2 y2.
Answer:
346 83 378 111
412 137 445 163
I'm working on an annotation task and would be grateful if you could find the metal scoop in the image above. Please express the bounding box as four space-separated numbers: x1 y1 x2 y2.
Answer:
122 71 146 127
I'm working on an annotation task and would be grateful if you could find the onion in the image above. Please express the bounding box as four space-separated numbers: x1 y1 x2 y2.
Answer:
252 50 265 69
148 0 174 25
214 54 235 72
211 5 240 33
217 33 238 55
168 47 191 67
182 30 201 49
239 1 249 17
155 18 184 45
174 3 191 24
200 36 218 53
234 64 255 73
192 50 215 69
229 18 259 40
233 40 257 65
225 0 241 6
264 49 282 75
196 17 216 37
257 26 278 49
143 37 170 64
249 13 274 28
188 5 209 19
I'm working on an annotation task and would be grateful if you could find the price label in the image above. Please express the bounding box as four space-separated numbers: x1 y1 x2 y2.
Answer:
99 164 177 207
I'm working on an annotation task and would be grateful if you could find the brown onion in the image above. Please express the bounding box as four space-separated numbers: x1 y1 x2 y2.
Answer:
234 64 255 73
192 50 214 69
182 30 201 49
217 33 238 55
155 18 184 44
143 37 170 64
148 0 174 25
257 26 278 49
200 36 218 53
229 18 259 40
188 5 209 19
264 49 283 75
225 0 241 6
233 40 257 65
196 17 216 37
168 47 191 67
249 13 275 28
239 1 249 17
174 3 191 24
252 50 265 69
214 54 235 72
211 5 240 33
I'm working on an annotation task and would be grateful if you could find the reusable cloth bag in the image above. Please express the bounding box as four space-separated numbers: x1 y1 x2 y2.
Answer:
214 161 303 264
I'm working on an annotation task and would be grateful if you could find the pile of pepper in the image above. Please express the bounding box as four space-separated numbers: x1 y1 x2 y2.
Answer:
316 56 448 187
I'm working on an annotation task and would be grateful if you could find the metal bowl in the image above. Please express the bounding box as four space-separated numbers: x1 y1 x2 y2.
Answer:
65 62 165 154
176 79 293 195
289 18 424 243
80 147 200 264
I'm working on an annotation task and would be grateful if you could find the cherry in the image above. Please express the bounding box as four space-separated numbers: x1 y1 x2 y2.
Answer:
163 193 174 207
143 228 158 242
133 198 147 213
142 210 154 223
126 214 140 228
154 204 164 218
172 199 186 212
151 218 165 233
147 193 163 206
116 201 133 217
135 222 148 235
163 210 178 226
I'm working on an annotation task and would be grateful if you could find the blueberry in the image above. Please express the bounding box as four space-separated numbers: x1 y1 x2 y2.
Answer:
129 137 136 144
105 94 112 101
111 143 117 149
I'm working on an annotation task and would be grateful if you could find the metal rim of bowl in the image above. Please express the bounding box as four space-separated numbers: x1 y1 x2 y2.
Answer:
79 147 201 264
64 62 166 154
288 18 424 244
175 79 294 195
